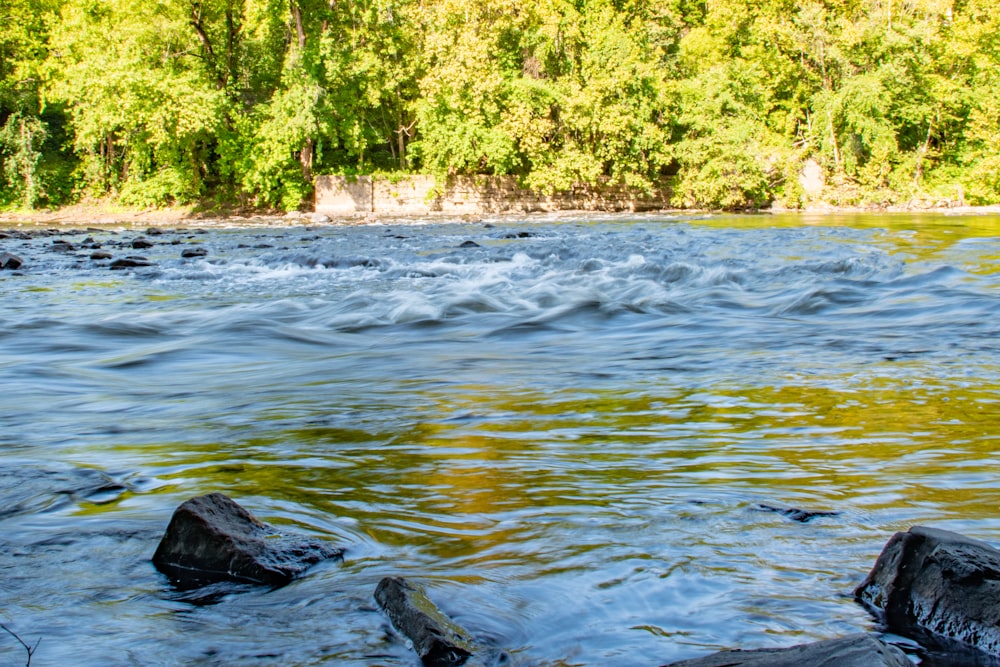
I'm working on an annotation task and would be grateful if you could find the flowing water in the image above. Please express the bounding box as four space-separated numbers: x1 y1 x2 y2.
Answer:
2 212 1000 666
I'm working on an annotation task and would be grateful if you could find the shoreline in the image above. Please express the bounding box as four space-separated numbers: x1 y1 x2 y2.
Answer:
2 202 1000 229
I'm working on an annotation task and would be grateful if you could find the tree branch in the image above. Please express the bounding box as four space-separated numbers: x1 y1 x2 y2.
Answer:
1 623 40 666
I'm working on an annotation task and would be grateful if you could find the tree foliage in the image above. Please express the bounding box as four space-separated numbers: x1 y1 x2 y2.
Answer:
0 0 998 210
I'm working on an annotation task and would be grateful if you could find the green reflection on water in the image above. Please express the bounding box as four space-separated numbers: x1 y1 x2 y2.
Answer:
106 370 1000 558
716 211 1000 274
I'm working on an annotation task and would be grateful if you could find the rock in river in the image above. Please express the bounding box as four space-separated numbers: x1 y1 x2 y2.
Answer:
756 503 841 523
0 252 23 270
375 576 475 667
855 525 1000 656
662 633 909 667
152 492 343 589
110 257 152 270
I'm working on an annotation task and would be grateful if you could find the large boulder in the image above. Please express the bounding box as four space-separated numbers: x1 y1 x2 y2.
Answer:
662 633 909 667
152 492 342 589
375 576 475 667
855 525 1000 656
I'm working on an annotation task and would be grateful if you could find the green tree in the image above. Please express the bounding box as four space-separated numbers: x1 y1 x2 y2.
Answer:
0 0 70 208
44 0 225 205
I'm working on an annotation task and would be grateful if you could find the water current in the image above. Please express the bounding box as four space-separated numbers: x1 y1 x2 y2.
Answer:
2 212 1000 666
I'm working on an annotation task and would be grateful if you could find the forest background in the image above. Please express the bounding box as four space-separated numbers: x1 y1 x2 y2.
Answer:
1 0 998 212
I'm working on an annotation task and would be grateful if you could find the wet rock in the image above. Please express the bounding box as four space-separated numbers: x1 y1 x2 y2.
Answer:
0 252 23 270
756 503 841 523
458 240 481 248
375 576 475 667
50 239 78 252
90 251 113 260
152 492 343 589
110 257 152 270
146 227 165 236
132 237 155 249
181 247 208 258
855 525 1000 656
661 633 909 667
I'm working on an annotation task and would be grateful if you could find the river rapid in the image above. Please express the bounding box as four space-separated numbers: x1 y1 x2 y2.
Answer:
2 212 1000 666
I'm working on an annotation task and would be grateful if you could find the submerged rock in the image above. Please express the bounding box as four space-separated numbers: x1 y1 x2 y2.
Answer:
662 633 909 667
0 252 23 269
855 525 1000 656
375 576 475 667
152 492 343 589
756 503 841 523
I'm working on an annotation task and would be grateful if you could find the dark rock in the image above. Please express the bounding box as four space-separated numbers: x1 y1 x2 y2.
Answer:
51 239 77 252
152 492 343 589
90 251 114 260
110 257 152 270
756 503 841 523
855 526 1000 656
458 240 481 248
375 576 474 667
0 252 24 270
661 633 909 667
132 237 155 249
146 227 165 236
181 247 208 258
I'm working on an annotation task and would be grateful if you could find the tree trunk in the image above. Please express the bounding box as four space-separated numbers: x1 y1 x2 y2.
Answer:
397 126 407 170
913 115 934 186
300 138 314 183
20 118 34 209
828 113 840 172
291 1 306 49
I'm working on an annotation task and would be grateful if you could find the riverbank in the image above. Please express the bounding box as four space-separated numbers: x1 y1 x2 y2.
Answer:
0 202 287 228
2 201 1000 229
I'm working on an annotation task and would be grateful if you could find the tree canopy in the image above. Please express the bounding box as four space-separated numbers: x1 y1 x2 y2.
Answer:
1 0 998 210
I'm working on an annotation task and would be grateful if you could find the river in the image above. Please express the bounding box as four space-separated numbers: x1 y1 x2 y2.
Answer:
2 212 999 666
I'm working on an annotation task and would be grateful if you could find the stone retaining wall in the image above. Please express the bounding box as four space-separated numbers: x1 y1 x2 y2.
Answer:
315 175 673 216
